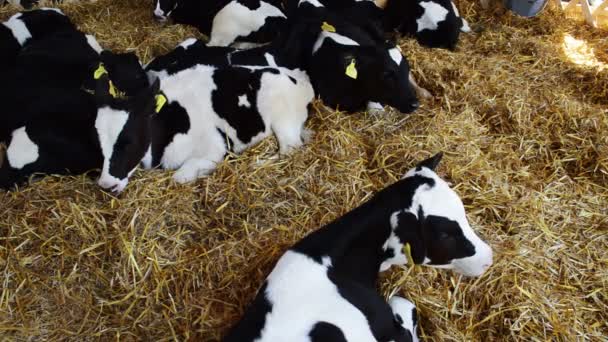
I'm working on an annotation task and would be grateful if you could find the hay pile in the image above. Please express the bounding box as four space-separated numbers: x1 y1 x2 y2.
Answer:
1 0 607 340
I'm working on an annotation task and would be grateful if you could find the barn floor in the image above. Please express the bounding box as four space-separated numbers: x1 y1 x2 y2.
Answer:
1 0 607 340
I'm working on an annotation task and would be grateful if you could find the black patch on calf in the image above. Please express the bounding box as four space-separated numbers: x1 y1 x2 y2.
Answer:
145 41 233 76
309 322 347 342
327 267 407 342
236 0 262 10
223 282 273 342
422 215 476 264
18 8 76 39
232 15 287 45
0 26 20 75
211 68 268 144
102 51 149 96
150 101 191 167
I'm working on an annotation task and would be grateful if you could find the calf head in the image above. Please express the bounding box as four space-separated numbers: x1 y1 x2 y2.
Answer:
381 152 493 277
100 51 149 96
311 41 418 113
94 75 160 193
154 0 178 21
351 43 419 114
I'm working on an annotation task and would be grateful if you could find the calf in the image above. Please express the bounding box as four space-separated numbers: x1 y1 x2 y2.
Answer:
95 63 314 193
1 29 148 144
0 76 158 190
382 0 471 49
152 0 286 47
224 153 493 341
0 8 75 69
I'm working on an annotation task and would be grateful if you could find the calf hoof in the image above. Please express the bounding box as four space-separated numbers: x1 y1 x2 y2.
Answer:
279 143 301 156
173 168 199 184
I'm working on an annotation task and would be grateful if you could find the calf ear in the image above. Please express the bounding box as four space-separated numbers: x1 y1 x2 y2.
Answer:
416 152 443 171
95 74 112 105
394 211 426 264
135 77 161 116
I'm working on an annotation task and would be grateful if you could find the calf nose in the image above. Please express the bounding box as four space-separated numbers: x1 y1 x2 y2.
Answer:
97 178 115 190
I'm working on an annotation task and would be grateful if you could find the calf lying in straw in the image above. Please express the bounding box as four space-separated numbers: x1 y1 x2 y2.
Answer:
96 64 314 193
224 153 493 341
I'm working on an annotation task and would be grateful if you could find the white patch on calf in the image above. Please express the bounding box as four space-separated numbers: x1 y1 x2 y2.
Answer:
141 145 153 169
367 102 384 111
299 0 324 7
450 1 460 16
154 1 166 18
264 53 278 67
179 37 198 49
258 251 378 341
256 68 313 154
312 31 359 54
208 1 286 47
461 19 471 33
95 107 129 191
388 48 403 66
416 1 449 32
450 1 471 32
3 14 31 46
7 127 38 169
86 35 103 54
238 94 251 108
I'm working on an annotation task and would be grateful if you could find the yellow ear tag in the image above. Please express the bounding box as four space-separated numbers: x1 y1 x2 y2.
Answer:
403 243 415 266
345 59 358 79
155 94 167 113
93 64 108 80
108 80 118 98
321 21 336 32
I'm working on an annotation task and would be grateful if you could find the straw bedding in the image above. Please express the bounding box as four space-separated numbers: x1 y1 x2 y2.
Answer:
0 0 606 340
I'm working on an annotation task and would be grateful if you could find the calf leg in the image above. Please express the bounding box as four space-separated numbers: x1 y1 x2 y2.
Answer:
409 72 432 99
173 157 221 184
272 113 308 155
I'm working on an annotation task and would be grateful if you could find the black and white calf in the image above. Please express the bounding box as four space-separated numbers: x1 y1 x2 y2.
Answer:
95 63 314 192
153 0 286 47
0 77 158 190
0 8 75 68
224 153 493 341
1 28 148 144
382 0 471 50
